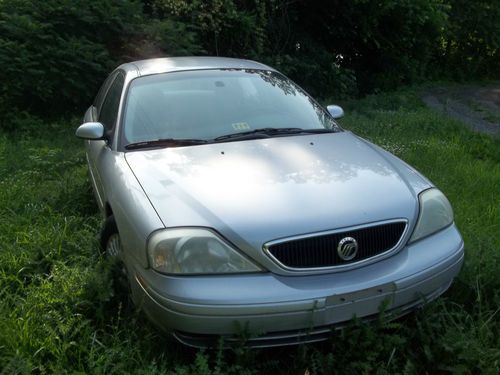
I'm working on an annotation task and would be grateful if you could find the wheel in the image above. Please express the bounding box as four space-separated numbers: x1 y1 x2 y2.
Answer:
106 233 122 258
100 216 131 299
100 215 120 255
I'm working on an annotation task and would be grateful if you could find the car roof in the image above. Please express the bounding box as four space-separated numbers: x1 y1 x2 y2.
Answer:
119 56 276 77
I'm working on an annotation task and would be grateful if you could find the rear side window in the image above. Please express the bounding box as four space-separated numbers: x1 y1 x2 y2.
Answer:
99 73 125 138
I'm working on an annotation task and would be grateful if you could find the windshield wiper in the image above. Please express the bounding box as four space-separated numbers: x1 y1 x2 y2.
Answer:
213 127 334 142
125 138 209 150
125 128 335 149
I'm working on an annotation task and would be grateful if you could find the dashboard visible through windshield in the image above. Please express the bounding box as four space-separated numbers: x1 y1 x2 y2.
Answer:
120 69 339 149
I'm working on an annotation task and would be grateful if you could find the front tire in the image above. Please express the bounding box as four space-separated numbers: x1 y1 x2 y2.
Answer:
101 215 119 255
100 215 131 300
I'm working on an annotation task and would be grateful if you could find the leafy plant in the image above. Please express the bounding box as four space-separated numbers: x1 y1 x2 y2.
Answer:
0 0 144 119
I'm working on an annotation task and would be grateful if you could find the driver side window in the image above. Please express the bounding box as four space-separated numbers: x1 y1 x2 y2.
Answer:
99 72 125 142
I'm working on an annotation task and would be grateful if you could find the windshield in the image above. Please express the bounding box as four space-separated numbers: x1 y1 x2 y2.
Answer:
121 69 339 146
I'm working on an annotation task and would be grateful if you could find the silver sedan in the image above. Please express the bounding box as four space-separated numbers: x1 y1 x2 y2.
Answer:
76 57 464 347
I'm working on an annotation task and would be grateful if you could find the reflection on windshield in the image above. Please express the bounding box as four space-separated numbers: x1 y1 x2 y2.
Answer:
253 69 298 96
121 69 339 147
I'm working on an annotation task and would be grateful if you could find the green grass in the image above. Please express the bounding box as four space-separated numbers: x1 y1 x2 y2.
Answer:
0 90 499 374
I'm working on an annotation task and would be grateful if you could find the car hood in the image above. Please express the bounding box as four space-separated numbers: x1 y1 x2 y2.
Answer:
125 132 429 260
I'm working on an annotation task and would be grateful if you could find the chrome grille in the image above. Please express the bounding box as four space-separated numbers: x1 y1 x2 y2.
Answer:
265 221 407 269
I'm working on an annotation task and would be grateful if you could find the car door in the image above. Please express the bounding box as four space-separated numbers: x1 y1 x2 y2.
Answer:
86 71 126 212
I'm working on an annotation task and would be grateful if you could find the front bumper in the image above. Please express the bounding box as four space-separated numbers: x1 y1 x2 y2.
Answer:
129 224 464 347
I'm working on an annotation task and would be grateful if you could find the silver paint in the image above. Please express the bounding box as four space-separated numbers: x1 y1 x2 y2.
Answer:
79 57 464 346
75 122 104 140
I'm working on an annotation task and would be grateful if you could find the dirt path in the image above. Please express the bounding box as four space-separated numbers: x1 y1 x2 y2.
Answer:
421 85 500 136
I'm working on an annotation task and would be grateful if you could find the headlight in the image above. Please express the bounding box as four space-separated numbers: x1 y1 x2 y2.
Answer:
409 188 454 243
147 228 262 274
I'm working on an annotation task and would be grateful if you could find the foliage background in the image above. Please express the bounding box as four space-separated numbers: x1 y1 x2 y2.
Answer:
0 0 499 122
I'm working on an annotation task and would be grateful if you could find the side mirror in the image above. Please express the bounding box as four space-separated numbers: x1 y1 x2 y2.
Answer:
76 122 105 140
327 105 344 119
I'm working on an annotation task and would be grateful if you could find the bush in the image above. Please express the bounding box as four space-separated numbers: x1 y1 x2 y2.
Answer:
150 0 448 96
151 0 358 98
0 0 146 119
440 0 500 79
1 0 498 123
